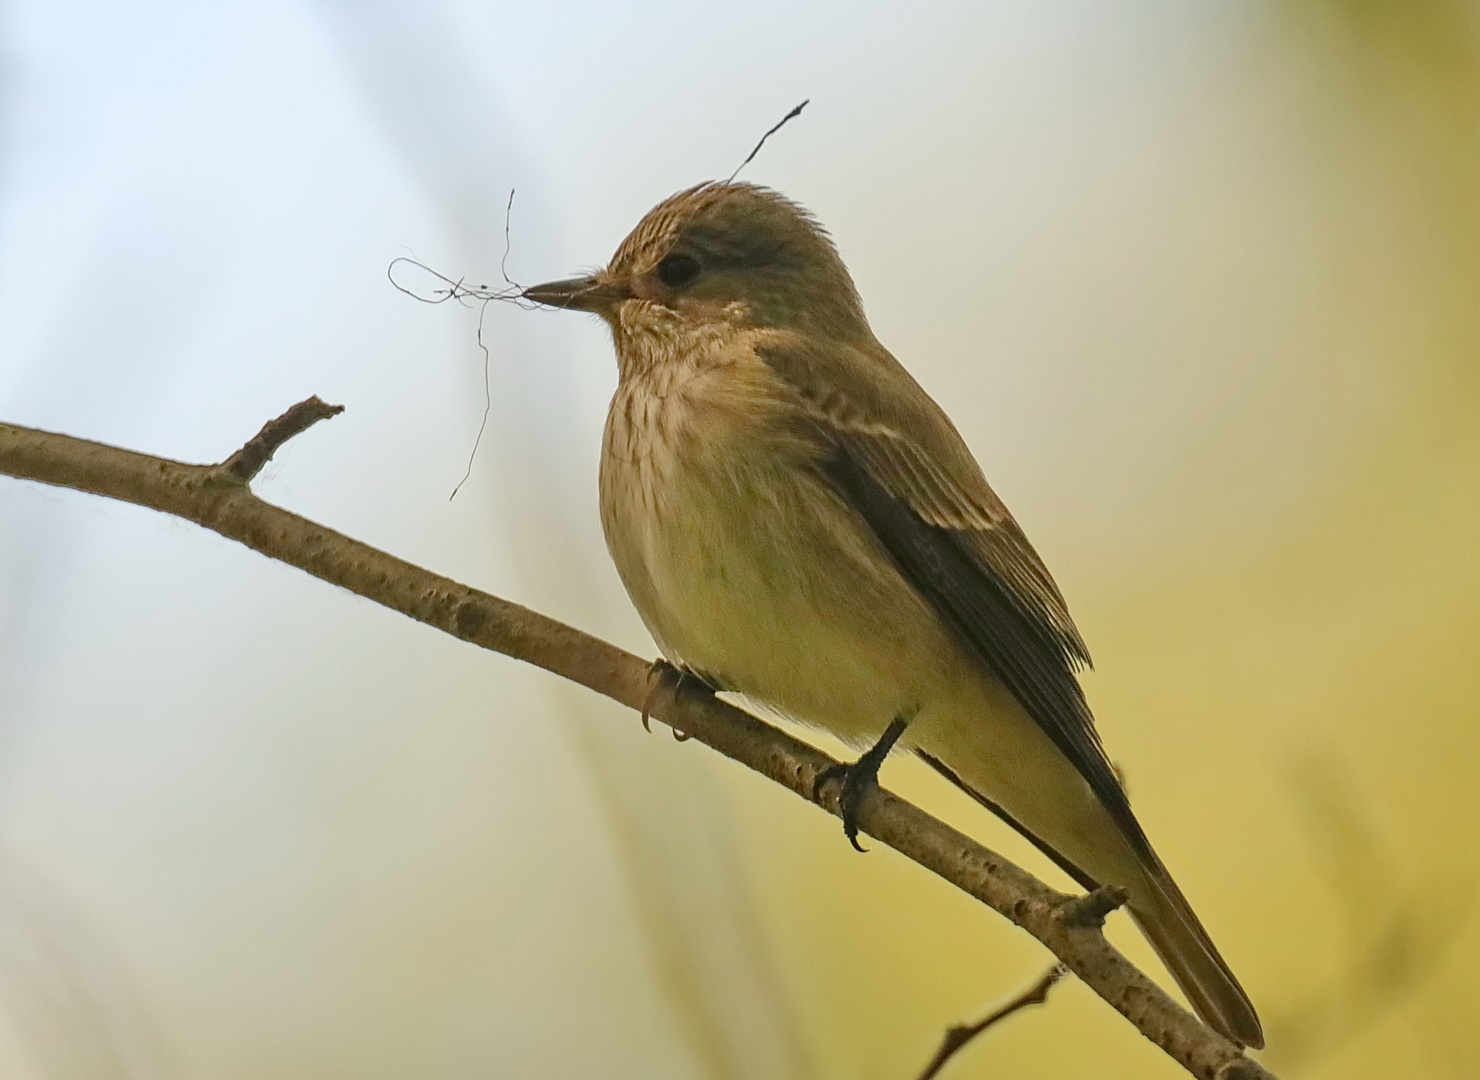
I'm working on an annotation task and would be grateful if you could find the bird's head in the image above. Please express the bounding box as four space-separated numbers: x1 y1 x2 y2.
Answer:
523 182 870 349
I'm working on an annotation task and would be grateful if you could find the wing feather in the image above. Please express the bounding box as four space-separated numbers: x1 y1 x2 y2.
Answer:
755 334 1153 861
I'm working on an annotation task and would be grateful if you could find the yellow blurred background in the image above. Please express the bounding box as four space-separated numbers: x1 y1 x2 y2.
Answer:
1 2 1476 1078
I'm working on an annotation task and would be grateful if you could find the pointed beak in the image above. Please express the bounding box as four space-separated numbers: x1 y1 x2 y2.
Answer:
521 274 631 314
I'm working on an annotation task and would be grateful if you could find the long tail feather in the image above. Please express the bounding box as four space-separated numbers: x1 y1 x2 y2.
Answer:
1132 860 1265 1049
919 749 1264 1049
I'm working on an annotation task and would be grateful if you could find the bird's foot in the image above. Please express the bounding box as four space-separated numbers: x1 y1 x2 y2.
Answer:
640 659 714 740
812 716 909 852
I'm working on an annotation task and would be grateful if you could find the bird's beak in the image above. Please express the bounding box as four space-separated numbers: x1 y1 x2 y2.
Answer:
522 275 631 314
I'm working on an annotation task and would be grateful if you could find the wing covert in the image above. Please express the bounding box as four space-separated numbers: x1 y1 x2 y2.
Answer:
755 335 1151 859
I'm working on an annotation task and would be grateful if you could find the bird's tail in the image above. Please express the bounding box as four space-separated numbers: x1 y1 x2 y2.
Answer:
917 749 1263 1048
1129 856 1264 1049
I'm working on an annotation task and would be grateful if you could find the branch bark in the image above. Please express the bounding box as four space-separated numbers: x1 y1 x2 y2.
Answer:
0 400 1277 1080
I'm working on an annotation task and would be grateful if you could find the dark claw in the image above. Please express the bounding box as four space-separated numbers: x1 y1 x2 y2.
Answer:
640 659 681 733
812 716 909 853
640 659 713 738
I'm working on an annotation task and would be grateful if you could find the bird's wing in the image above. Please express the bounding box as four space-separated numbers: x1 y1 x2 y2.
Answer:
755 333 1152 861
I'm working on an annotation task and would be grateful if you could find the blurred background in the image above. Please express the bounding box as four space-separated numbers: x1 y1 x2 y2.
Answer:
2 1 1478 1077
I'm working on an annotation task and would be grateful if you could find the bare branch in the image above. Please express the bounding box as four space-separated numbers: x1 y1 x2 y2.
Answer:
914 964 1066 1080
0 405 1278 1080
221 396 344 482
1058 885 1130 928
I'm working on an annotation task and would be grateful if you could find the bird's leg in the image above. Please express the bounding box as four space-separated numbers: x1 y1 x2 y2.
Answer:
812 716 909 853
640 659 715 740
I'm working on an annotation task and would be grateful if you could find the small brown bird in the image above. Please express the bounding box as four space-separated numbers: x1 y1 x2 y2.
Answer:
523 181 1263 1049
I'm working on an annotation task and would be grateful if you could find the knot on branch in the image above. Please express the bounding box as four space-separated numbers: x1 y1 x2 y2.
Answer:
1057 885 1129 928
455 598 489 639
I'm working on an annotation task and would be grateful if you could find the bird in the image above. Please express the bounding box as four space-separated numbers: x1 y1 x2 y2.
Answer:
521 181 1263 1049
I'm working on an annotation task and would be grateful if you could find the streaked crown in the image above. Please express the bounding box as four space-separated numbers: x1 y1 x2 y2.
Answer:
608 182 869 338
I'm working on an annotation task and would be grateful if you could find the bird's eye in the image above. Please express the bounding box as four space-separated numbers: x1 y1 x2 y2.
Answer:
656 253 702 288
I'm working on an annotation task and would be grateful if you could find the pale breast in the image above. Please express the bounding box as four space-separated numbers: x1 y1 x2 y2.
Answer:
598 354 956 744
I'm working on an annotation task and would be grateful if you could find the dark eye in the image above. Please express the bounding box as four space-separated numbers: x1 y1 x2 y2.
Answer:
657 253 702 288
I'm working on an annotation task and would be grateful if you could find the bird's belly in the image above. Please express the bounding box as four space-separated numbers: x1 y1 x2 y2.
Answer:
598 395 1138 898
601 443 950 746
601 446 1118 882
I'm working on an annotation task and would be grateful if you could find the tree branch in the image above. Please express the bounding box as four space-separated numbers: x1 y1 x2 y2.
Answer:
914 964 1066 1080
0 400 1277 1080
221 395 344 481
